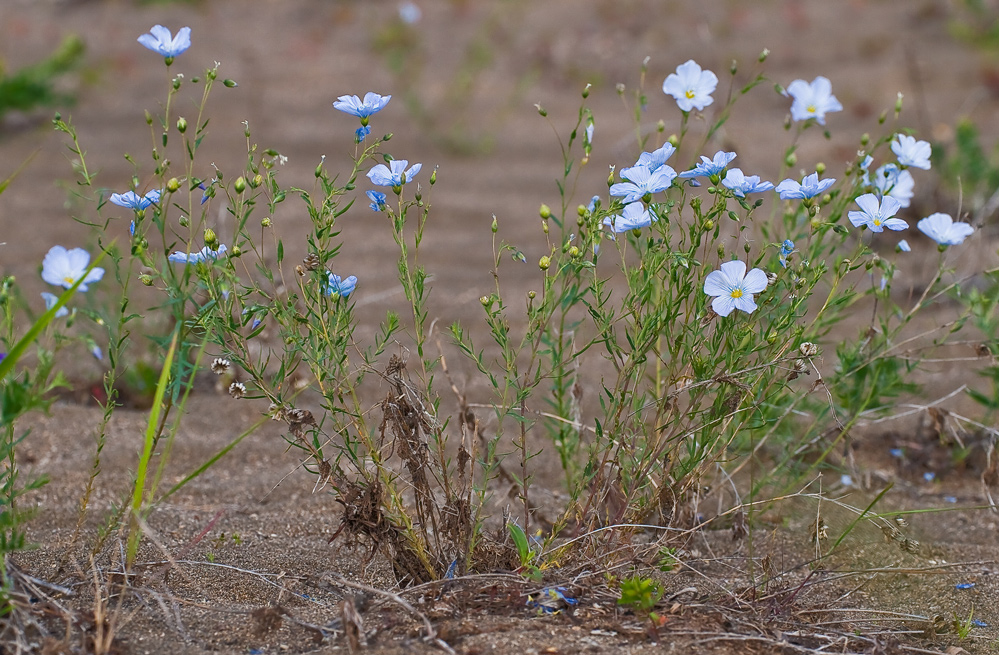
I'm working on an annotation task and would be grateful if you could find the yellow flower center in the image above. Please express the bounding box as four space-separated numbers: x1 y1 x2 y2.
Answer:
730 288 744 299
807 104 817 114
63 276 76 285
685 89 696 99
873 218 882 226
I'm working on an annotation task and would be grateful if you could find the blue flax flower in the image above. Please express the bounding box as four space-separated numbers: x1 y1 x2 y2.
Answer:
722 168 774 197
897 239 911 252
41 246 105 292
848 194 907 232
367 190 387 212
775 173 835 200
662 60 718 112
635 143 677 173
778 239 794 269
527 587 577 614
609 164 675 203
703 260 768 317
678 151 737 180
138 25 192 59
602 202 653 233
168 244 228 264
40 292 69 318
367 160 421 187
355 125 371 143
891 134 932 170
786 76 842 125
325 273 357 298
110 189 162 210
333 93 392 120
399 2 422 23
917 213 974 246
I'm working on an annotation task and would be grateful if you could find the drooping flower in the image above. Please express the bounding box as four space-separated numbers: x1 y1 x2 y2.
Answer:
584 122 594 146
167 244 228 264
109 189 162 211
678 151 737 180
602 202 653 233
333 93 392 119
848 194 907 232
609 164 675 203
635 143 677 172
367 160 421 187
891 134 932 170
872 163 915 208
137 25 192 59
704 260 768 317
586 195 600 213
786 76 842 125
198 180 217 205
325 273 357 298
367 190 387 212
898 239 911 252
778 239 794 269
722 168 774 197
91 345 103 361
41 246 105 292
775 172 836 200
662 60 718 112
917 213 975 246
355 125 371 143
40 292 69 318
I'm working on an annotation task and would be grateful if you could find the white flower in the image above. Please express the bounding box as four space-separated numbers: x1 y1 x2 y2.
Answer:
917 213 974 246
41 246 105 292
602 202 653 233
662 60 718 112
891 134 932 170
703 260 768 317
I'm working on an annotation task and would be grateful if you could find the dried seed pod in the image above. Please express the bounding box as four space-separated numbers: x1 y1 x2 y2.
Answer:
303 252 320 270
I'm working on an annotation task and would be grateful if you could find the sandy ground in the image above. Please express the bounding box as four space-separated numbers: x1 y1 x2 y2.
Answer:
2 0 999 653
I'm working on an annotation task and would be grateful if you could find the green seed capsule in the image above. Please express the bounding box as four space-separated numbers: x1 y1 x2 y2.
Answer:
234 176 246 193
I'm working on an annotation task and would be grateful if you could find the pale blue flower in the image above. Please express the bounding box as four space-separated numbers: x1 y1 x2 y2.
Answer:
891 134 932 170
586 195 600 213
325 273 357 298
355 125 371 143
917 213 974 246
635 143 676 173
399 2 422 24
168 244 228 264
848 194 907 232
872 164 915 208
110 189 161 210
678 151 736 179
584 122 594 146
138 25 192 59
367 160 421 186
333 93 392 119
722 168 774 197
41 246 105 292
602 202 653 233
609 164 675 203
778 239 794 268
775 173 835 200
703 260 768 317
897 239 910 252
198 180 217 205
367 190 387 211
786 76 842 125
662 60 718 112
91 345 103 361
129 221 135 236
40 292 69 318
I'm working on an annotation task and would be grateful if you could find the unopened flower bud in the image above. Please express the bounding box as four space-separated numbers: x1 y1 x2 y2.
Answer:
177 117 187 133
145 110 153 126
758 48 769 62
582 83 591 99
703 219 714 230
166 177 180 193
223 79 238 88
250 174 263 188
230 245 242 257
860 133 870 147
730 59 738 76
528 290 536 299
539 204 551 220
668 134 679 147
577 204 587 217
234 176 246 193
785 152 797 167
429 168 437 185
491 215 498 233
895 92 903 115
656 119 665 133
816 162 826 175
172 77 181 90
535 103 547 117
204 228 218 249
179 215 190 227
568 246 581 259
539 255 551 270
